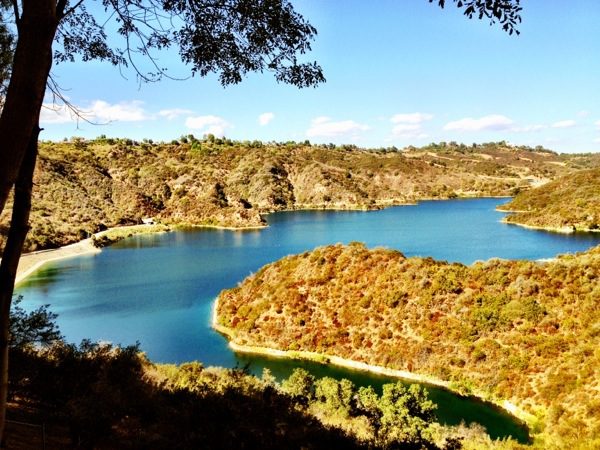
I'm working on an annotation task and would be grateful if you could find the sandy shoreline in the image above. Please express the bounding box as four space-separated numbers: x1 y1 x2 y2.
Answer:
11 221 272 285
12 224 175 285
210 298 536 427
14 239 101 285
500 217 600 234
180 223 268 231
9 196 519 285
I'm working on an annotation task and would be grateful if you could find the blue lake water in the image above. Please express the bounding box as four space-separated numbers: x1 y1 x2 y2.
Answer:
16 198 600 442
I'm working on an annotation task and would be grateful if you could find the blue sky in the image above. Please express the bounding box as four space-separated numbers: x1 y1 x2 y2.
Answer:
40 0 600 153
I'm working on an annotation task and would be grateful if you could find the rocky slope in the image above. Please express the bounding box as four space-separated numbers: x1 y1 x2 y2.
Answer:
1 138 596 254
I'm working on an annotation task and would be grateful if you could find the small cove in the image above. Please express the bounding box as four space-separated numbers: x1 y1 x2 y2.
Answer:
16 198 600 442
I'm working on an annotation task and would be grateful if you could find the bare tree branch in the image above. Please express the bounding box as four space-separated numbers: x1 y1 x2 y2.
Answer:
10 0 19 26
60 0 85 20
45 73 112 125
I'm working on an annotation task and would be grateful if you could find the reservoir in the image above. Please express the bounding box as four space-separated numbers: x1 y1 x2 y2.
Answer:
16 198 600 442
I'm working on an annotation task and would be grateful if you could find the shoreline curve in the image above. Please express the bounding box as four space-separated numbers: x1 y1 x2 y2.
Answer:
11 222 267 285
499 216 600 234
210 297 536 428
12 197 509 285
13 224 171 284
14 238 101 285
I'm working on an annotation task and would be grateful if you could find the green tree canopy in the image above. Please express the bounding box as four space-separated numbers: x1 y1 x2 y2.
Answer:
9 295 61 349
431 0 522 35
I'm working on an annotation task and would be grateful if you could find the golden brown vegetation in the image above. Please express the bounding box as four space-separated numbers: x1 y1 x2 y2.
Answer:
216 243 600 449
499 168 600 232
1 137 594 255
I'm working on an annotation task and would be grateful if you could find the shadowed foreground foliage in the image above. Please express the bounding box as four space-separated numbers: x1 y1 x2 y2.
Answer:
6 336 476 449
8 342 364 449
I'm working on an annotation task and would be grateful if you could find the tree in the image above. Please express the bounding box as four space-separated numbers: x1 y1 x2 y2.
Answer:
9 295 61 349
431 0 522 35
0 0 522 442
0 0 325 441
0 6 13 102
314 376 354 417
0 0 325 220
378 383 437 445
280 367 315 402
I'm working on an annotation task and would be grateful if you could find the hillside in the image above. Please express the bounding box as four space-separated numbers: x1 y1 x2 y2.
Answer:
499 168 600 232
216 243 600 449
1 138 596 254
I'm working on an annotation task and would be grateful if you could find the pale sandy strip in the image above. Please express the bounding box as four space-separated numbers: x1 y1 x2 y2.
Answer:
500 217 600 234
180 223 268 231
13 224 169 285
211 298 536 426
12 222 267 285
496 207 600 234
13 239 101 285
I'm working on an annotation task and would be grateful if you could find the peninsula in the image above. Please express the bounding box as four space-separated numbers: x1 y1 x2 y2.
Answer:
215 243 600 449
499 167 600 233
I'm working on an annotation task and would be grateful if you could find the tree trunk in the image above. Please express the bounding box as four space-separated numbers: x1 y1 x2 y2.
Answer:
0 0 58 217
0 125 40 446
0 3 63 444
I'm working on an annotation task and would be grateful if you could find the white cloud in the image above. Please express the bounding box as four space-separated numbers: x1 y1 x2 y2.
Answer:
258 112 275 126
389 112 432 139
158 108 193 120
577 110 590 118
40 100 150 125
392 124 419 133
594 137 600 143
312 116 329 124
443 115 514 132
595 120 600 129
306 116 370 138
88 100 148 122
185 115 232 136
551 119 576 129
40 104 77 124
390 112 433 124
512 124 546 133
391 123 427 139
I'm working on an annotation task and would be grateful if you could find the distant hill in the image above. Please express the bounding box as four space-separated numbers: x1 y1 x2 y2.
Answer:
216 243 600 448
1 138 598 254
499 167 600 232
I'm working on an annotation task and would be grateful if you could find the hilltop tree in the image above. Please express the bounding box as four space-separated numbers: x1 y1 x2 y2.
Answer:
0 0 521 442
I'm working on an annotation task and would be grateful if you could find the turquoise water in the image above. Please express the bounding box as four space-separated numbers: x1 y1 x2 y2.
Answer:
16 198 600 442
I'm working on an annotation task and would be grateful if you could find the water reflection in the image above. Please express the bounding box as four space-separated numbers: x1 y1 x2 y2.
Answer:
234 352 529 443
